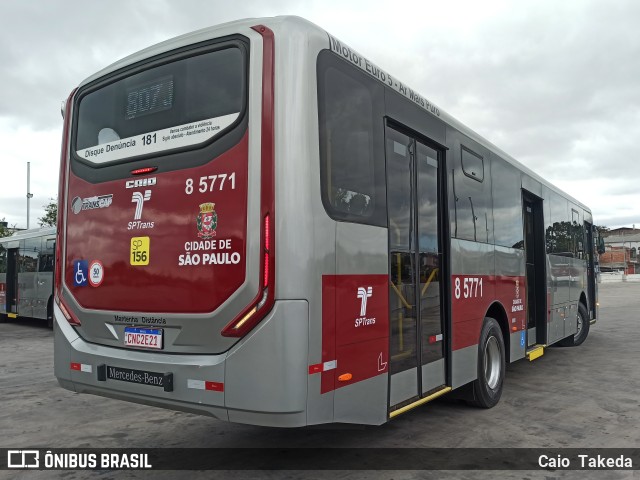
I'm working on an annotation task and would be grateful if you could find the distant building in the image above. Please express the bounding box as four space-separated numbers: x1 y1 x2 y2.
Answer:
600 233 640 274
603 227 640 237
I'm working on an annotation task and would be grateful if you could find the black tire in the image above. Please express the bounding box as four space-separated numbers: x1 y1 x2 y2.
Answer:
468 317 505 408
46 297 54 329
558 303 589 347
0 313 7 323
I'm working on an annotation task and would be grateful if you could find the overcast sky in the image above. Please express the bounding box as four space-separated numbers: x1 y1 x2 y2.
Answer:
1 0 638 229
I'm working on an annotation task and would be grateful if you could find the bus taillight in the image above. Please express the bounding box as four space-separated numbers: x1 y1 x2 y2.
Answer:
59 297 81 326
264 214 270 287
221 213 273 337
131 166 158 175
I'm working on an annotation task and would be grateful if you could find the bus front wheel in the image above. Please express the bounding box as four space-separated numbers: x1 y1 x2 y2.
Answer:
469 317 505 408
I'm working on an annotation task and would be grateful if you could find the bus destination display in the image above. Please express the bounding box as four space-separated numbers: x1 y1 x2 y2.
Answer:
126 76 174 120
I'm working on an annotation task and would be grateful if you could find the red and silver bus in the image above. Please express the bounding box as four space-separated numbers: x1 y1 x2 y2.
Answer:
54 16 598 426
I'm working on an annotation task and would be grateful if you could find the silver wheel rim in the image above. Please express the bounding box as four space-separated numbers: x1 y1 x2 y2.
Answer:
484 336 501 390
575 310 583 338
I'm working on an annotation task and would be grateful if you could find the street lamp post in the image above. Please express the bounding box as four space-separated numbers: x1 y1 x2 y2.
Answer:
27 161 34 229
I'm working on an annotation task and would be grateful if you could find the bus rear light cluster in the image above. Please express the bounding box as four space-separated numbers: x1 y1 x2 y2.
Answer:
263 214 270 287
57 297 81 326
221 291 269 337
221 214 272 337
221 24 275 339
232 306 258 332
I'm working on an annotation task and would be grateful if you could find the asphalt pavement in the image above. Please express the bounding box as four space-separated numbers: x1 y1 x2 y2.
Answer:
1 282 638 480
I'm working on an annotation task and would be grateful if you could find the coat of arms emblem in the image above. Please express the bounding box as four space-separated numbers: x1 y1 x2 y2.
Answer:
196 202 217 239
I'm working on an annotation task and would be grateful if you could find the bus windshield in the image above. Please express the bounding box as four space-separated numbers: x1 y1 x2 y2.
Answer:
75 46 245 164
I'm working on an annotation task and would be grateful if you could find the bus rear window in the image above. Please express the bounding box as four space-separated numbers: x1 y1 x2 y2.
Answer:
75 46 245 164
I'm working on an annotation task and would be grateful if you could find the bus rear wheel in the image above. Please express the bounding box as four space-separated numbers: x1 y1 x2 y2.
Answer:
558 303 589 347
469 317 505 408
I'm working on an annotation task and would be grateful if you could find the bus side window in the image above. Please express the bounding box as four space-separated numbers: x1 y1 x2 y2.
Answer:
18 238 38 272
452 143 492 243
39 238 55 272
491 158 523 249
317 51 386 226
38 254 54 272
546 194 570 256
0 246 6 274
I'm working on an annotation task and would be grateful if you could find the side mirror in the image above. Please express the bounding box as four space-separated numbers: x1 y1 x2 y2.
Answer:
597 237 606 255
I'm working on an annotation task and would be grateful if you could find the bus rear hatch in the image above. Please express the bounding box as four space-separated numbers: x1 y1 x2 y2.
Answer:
61 37 261 354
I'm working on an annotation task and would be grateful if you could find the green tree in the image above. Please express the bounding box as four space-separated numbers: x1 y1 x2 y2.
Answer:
0 218 12 238
39 198 57 227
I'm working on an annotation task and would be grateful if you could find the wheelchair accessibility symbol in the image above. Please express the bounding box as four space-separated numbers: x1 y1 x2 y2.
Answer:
73 260 88 287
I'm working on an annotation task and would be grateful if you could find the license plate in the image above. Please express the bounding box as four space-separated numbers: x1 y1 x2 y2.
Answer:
124 327 163 350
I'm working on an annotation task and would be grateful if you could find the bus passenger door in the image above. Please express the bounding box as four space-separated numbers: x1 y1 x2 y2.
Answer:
523 193 546 346
6 248 19 315
386 124 446 413
35 237 55 319
585 222 596 317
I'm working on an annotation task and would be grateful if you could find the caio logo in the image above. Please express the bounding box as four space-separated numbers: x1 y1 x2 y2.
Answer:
126 177 156 189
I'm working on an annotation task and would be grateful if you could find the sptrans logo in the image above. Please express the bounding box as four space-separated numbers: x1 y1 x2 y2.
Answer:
357 286 373 316
128 190 154 230
355 286 375 327
131 191 151 220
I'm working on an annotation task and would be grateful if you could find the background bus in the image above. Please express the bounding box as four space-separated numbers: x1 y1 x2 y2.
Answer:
0 227 56 328
54 16 597 427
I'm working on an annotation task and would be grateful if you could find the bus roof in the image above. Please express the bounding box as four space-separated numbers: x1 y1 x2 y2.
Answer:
76 15 590 213
0 226 56 244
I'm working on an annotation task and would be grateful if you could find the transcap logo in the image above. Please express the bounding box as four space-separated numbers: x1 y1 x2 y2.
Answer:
8 450 39 468
131 190 151 220
357 286 373 316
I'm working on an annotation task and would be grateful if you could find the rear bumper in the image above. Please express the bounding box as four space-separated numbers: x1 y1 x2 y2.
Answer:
54 299 309 427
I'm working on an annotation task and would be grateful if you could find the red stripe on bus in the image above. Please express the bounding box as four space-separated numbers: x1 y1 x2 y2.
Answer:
321 274 389 394
451 274 527 350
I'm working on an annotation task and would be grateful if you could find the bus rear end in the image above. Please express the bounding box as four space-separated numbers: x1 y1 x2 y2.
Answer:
53 21 302 425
